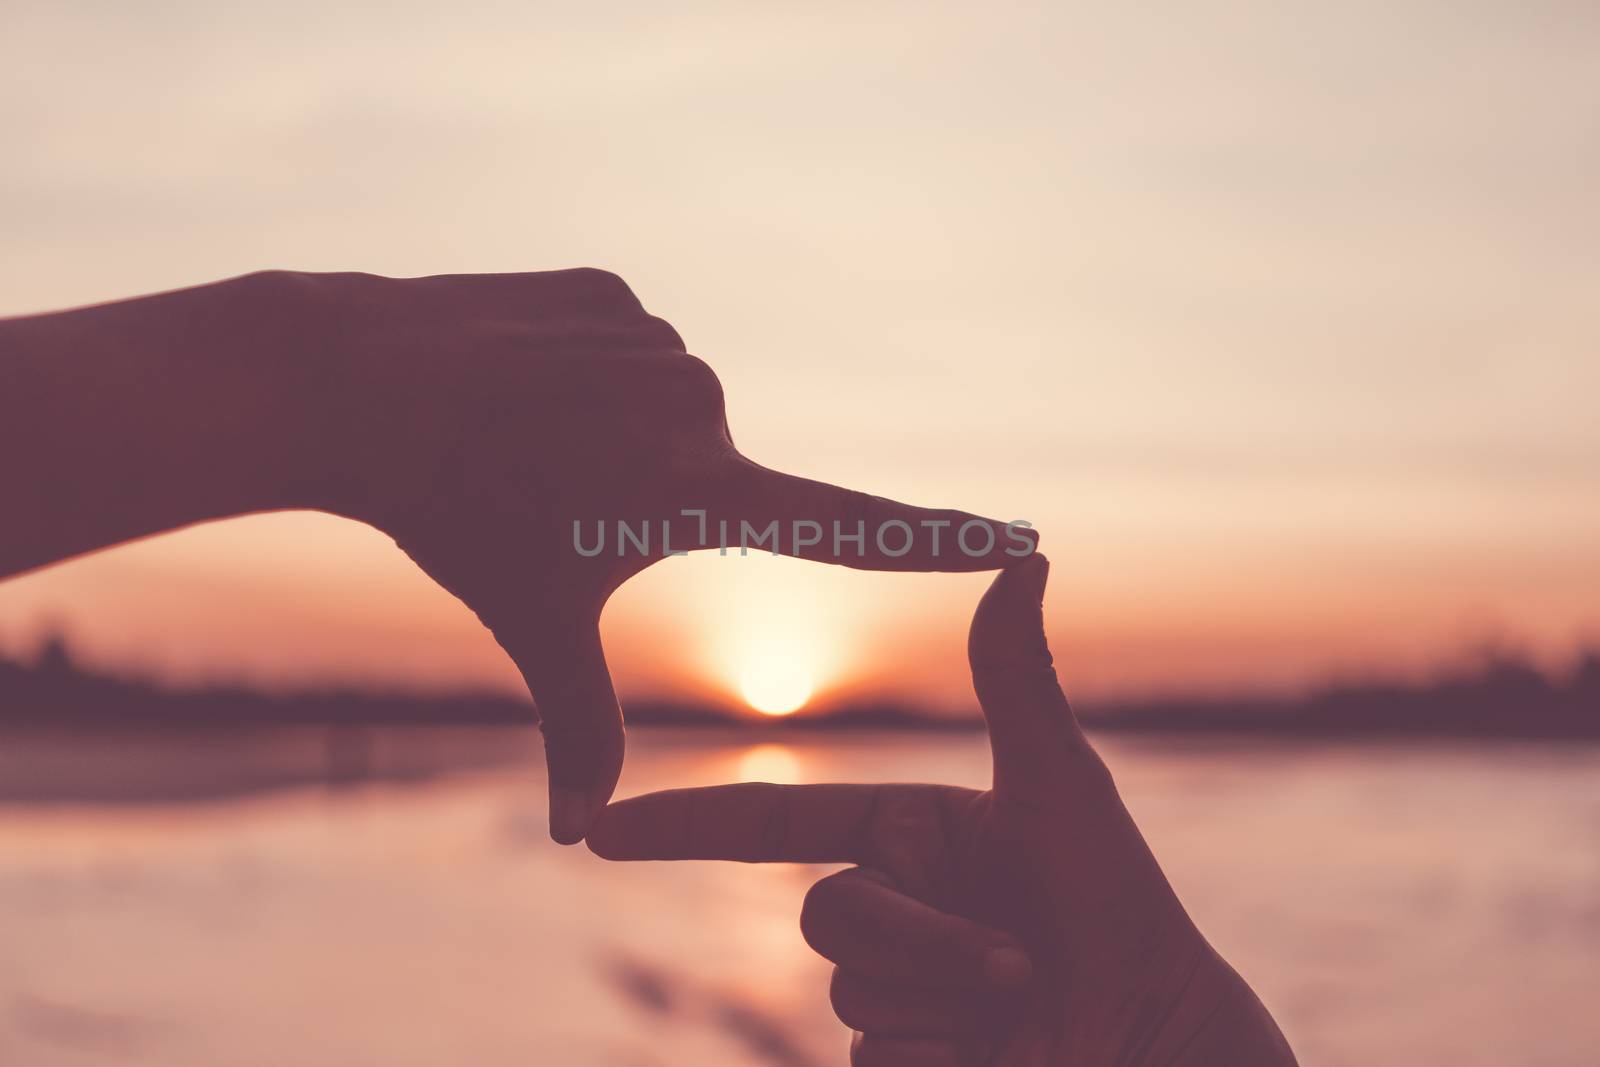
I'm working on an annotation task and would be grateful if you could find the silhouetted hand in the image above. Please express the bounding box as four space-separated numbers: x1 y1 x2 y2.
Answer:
588 557 1297 1066
289 269 1034 841
1 269 1033 843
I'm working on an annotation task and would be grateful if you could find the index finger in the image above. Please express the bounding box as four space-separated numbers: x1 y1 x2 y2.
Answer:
587 783 946 866
719 459 1038 572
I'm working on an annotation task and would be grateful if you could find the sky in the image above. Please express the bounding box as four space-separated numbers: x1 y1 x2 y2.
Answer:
2 1 1597 713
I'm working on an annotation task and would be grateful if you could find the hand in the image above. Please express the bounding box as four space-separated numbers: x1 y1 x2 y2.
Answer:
588 557 1296 1066
0 269 1033 844
271 269 1034 841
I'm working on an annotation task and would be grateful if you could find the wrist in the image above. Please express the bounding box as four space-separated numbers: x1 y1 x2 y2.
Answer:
143 269 351 517
198 269 417 521
248 270 466 530
220 270 366 514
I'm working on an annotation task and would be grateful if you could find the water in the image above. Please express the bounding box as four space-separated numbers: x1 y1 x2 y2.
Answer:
1 727 1596 1066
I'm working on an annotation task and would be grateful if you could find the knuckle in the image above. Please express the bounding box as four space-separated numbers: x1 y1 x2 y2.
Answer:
568 266 640 306
241 267 296 288
239 268 317 301
639 314 687 352
240 269 387 325
572 265 624 286
672 354 725 402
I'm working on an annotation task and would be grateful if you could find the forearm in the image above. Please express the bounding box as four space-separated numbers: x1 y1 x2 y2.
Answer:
0 273 331 579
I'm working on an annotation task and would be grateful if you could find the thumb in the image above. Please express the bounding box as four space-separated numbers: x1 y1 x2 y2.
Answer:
492 602 625 845
967 554 1087 804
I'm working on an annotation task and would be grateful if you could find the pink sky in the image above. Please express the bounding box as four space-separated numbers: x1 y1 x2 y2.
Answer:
2 2 1597 711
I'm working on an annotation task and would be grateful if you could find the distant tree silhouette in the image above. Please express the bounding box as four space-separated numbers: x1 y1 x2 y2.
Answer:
0 633 1595 738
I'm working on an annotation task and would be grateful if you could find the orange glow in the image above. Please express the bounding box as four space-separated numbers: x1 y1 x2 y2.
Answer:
739 649 812 715
2 3 1597 706
735 743 804 783
661 554 857 714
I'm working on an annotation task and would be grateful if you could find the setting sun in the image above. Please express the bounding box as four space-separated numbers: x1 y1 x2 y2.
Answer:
739 653 812 716
673 554 855 718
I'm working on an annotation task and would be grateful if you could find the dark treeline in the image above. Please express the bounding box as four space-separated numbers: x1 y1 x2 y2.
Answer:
0 634 532 726
0 635 970 731
1083 651 1600 739
1 634 1597 738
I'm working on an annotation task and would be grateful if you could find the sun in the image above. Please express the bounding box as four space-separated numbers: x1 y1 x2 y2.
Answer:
739 654 813 716
685 554 849 718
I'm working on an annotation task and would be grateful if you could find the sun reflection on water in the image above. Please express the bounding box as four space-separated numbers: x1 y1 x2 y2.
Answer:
734 743 805 784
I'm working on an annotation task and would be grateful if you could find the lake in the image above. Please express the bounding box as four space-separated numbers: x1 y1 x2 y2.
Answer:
1 726 1596 1066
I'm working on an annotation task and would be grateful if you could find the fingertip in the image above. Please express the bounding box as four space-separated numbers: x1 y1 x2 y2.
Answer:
543 737 622 845
583 795 653 858
944 515 1041 573
970 553 1051 669
1009 551 1049 601
731 463 1039 573
583 812 620 857
498 611 624 846
1013 521 1042 555
549 786 595 845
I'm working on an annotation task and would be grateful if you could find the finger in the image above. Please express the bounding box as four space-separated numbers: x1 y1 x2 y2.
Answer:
417 268 648 317
830 969 999 1035
492 605 624 845
851 1032 965 1067
968 554 1095 805
588 782 922 865
802 868 1031 989
719 458 1038 571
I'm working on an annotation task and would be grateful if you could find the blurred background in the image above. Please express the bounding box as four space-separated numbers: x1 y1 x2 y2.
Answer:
1 2 1597 1065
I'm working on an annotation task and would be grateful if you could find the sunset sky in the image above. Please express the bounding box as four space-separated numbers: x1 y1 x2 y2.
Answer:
2 2 1597 713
